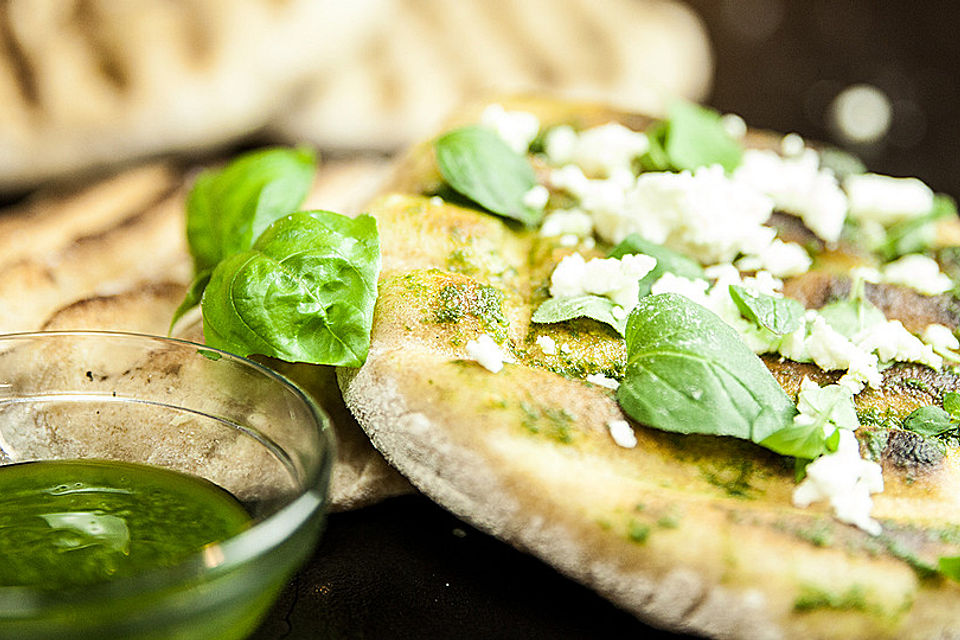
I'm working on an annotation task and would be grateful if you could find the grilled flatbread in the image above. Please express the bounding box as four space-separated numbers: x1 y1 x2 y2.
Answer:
340 97 960 639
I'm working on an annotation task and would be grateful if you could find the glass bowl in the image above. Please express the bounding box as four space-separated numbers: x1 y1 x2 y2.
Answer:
0 331 335 640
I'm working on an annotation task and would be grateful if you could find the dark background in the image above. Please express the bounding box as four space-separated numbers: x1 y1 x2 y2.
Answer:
252 2 960 638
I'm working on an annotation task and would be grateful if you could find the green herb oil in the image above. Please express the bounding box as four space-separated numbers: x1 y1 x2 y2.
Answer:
0 459 251 589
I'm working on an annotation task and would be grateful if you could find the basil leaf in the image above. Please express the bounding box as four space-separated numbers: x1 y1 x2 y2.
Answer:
435 126 540 226
663 101 743 172
638 123 671 172
944 391 960 417
201 211 380 367
729 285 804 335
939 556 960 582
879 194 957 261
760 383 855 459
902 405 955 437
169 270 211 333
760 420 832 460
186 147 317 274
818 297 885 339
531 295 627 336
618 293 795 443
608 234 705 297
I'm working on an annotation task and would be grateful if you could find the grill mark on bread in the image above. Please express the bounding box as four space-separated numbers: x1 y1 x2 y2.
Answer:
0 4 38 107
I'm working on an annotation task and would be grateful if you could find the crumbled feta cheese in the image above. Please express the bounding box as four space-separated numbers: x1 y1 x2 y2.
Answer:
845 173 935 226
881 254 953 295
559 234 579 247
734 148 848 243
429 196 444 206
465 334 510 373
607 419 637 448
855 319 942 370
736 239 812 277
560 342 573 355
545 123 648 178
535 335 558 355
539 209 594 238
720 113 747 140
793 430 884 535
480 104 540 154
592 166 776 264
922 323 960 351
805 316 882 392
548 252 656 311
522 185 550 211
586 373 620 390
849 265 882 284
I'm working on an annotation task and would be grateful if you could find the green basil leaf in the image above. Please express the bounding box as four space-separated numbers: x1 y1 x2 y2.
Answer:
818 297 886 339
435 126 540 226
729 285 804 335
608 233 705 297
798 383 859 430
902 405 955 437
760 383 855 459
201 211 380 367
878 194 957 261
186 147 317 274
760 421 833 460
939 556 960 582
663 101 743 172
618 293 795 443
169 270 211 334
944 391 960 417
531 295 626 336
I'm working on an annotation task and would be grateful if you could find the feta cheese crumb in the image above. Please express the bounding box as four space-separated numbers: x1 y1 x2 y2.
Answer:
734 148 848 243
736 239 812 277
465 334 509 373
881 254 953 295
594 165 776 264
922 323 960 351
522 184 550 211
720 113 747 140
855 319 941 370
805 316 882 392
548 252 656 311
480 104 540 154
560 342 573 355
845 173 935 226
793 430 884 535
586 373 620 390
780 133 806 157
539 209 594 238
535 335 558 355
607 419 637 448
545 123 648 177
429 196 444 206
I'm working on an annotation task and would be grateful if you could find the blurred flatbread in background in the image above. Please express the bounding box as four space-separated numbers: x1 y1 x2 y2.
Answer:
273 0 713 150
0 155 409 510
0 0 387 191
0 0 710 191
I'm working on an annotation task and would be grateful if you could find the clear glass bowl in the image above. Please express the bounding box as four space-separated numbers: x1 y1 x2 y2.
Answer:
0 331 335 640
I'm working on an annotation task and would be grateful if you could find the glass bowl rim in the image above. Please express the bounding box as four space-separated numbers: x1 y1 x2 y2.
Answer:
0 329 335 611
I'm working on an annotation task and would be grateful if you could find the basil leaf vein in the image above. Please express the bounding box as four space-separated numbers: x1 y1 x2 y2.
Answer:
435 126 541 226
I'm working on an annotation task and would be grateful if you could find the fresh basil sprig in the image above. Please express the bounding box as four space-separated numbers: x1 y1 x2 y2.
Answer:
201 212 380 367
532 295 627 336
817 295 885 339
729 285 804 335
608 234 704 298
617 293 795 443
640 101 743 173
434 126 542 226
186 147 317 273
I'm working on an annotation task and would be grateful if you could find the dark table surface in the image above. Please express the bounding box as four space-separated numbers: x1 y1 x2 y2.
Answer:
253 2 960 638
